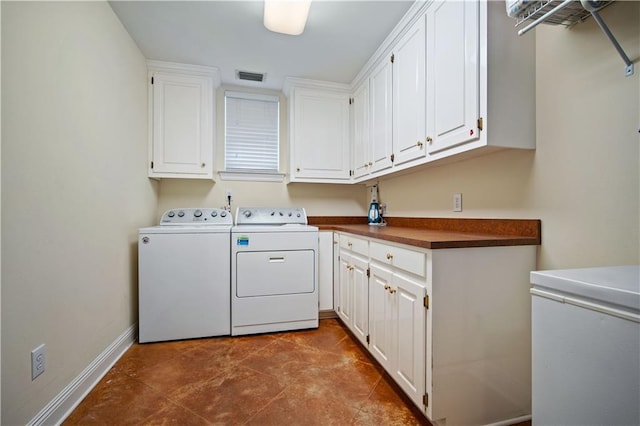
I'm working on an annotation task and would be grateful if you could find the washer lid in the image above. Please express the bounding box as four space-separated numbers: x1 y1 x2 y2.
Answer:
531 265 640 311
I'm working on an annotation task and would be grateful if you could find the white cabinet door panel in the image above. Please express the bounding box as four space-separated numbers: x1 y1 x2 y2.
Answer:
151 72 213 177
393 16 426 166
291 88 350 180
352 254 370 345
394 273 426 409
369 59 393 174
337 253 353 325
369 263 394 369
426 0 480 154
352 81 370 179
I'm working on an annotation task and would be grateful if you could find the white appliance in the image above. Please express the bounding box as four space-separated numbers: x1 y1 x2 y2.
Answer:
231 207 318 336
530 266 640 426
138 208 232 343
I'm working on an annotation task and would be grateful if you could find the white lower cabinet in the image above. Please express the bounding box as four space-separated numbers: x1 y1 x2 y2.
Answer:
369 245 427 410
337 234 369 346
335 232 536 425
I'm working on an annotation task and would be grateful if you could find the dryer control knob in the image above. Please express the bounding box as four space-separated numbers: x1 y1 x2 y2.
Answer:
221 211 227 217
244 210 252 218
194 210 203 218
211 211 218 217
167 211 175 218
177 211 185 217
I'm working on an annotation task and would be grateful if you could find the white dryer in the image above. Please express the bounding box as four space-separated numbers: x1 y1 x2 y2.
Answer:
138 208 232 343
232 207 318 336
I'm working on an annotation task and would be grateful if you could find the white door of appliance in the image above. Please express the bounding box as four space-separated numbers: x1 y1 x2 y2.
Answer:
531 266 640 426
236 250 315 297
138 230 230 342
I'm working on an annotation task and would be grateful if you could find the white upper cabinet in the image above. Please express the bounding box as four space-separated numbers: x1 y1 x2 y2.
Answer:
351 80 370 179
392 15 427 166
425 0 480 154
288 83 351 182
147 61 219 180
369 58 394 174
347 0 534 183
425 0 535 160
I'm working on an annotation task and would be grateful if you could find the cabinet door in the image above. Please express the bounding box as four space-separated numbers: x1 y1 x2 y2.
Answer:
425 0 480 154
369 58 394 174
369 262 394 369
392 273 426 410
351 253 370 346
337 251 353 325
352 81 370 179
291 88 350 181
151 72 213 177
393 16 426 166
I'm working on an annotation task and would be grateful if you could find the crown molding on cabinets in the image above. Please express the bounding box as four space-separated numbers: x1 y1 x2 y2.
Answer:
146 60 221 87
282 77 351 98
350 0 432 90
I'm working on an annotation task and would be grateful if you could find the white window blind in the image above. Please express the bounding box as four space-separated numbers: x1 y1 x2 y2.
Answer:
225 91 279 171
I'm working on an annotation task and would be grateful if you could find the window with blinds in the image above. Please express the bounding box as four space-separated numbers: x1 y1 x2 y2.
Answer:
224 91 279 172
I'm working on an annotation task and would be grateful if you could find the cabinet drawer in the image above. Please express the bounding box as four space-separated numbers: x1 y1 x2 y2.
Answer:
370 241 425 277
339 234 368 255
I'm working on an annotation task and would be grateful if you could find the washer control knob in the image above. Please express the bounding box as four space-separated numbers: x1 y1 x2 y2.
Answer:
279 212 284 216
244 210 252 218
177 211 185 218
270 211 275 216
167 211 175 218
211 211 218 217
221 211 227 217
297 213 301 217
194 210 203 218
288 212 292 217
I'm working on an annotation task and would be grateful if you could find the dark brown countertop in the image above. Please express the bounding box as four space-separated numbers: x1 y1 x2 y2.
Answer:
308 216 541 249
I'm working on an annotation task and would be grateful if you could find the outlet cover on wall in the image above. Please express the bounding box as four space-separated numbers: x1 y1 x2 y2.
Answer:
453 193 463 212
31 343 46 380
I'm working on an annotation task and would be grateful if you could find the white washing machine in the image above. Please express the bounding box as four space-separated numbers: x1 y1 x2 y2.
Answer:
231 207 318 336
138 208 232 343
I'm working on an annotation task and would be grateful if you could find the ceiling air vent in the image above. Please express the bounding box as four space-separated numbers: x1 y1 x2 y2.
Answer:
236 70 265 82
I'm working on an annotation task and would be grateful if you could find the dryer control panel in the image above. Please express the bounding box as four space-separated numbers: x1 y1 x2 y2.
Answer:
160 208 233 225
235 207 307 225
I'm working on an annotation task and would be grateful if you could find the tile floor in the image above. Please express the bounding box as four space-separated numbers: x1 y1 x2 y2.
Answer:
64 319 429 425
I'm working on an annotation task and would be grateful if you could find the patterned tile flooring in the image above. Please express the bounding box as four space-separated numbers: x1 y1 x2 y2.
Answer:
64 319 429 425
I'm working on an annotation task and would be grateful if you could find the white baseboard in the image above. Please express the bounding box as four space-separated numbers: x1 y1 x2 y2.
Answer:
27 324 137 426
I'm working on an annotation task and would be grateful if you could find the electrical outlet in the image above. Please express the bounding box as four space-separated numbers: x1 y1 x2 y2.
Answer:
31 344 46 380
226 189 233 202
453 193 463 212
380 203 387 216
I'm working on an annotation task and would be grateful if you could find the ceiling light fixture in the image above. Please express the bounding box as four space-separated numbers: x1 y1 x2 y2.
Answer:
264 0 312 36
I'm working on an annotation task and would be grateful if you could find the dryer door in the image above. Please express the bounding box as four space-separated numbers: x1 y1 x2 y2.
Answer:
236 249 315 297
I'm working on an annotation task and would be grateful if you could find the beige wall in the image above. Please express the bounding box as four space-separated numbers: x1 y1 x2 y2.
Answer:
377 1 639 270
156 85 368 219
1 2 157 424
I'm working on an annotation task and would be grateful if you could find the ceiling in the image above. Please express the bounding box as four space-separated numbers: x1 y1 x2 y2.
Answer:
108 1 414 91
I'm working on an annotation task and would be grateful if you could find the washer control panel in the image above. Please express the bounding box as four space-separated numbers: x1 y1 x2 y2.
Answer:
160 208 233 225
235 207 308 225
